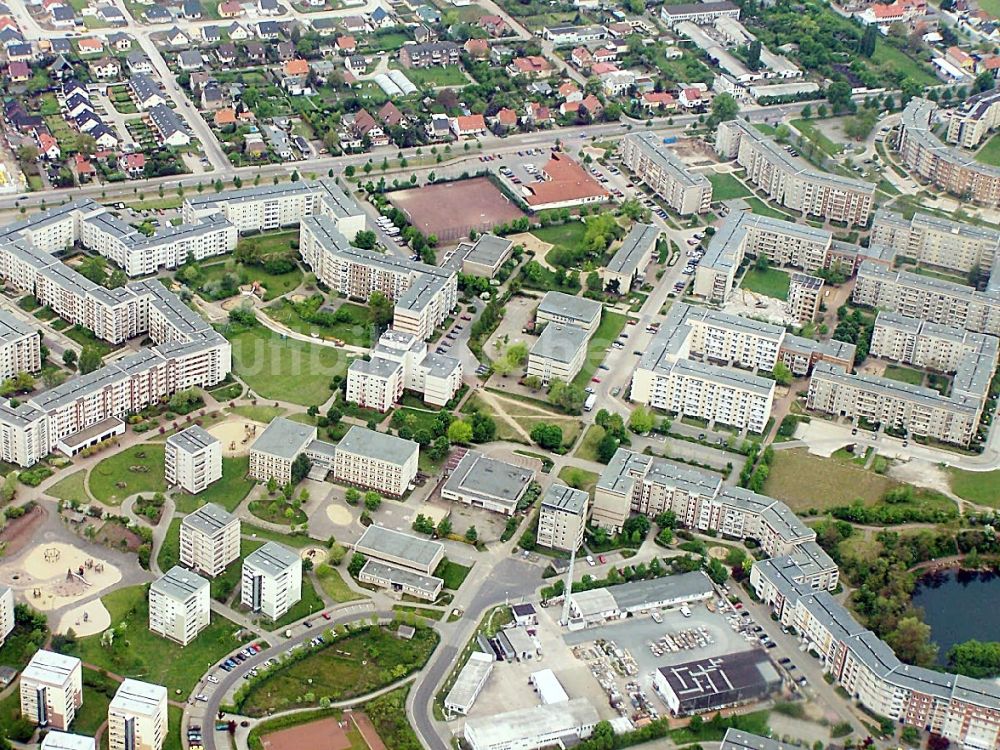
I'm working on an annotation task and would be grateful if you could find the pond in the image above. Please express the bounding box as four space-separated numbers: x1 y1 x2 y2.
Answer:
911 568 1000 662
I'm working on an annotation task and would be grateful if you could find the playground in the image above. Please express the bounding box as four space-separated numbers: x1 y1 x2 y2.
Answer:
207 418 266 457
0 541 122 611
57 599 112 637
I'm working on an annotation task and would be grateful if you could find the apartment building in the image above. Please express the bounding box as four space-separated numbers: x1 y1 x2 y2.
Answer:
601 222 661 293
897 98 1000 207
346 328 461 411
248 417 317 485
20 651 83 731
535 291 602 334
527 322 591 384
107 680 168 750
786 273 823 324
41 732 96 750
777 334 856 377
241 542 302 620
440 450 534 515
165 425 222 494
331 425 418 496
630 303 778 432
148 566 211 646
0 586 13 647
870 209 1000 277
716 120 875 226
853 261 1000 336
399 41 461 68
182 179 365 237
749 543 841 618
536 484 588 552
619 133 712 216
299 215 457 340
870 311 996 373
694 211 839 302
946 88 1000 149
0 310 40 380
180 502 240 577
661 1 740 26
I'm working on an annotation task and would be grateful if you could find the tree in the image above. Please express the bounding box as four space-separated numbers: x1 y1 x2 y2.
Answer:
746 39 762 71
587 271 602 292
887 616 938 667
705 557 728 584
427 435 450 461
436 516 452 536
368 291 394 328
596 432 620 463
354 230 377 250
464 525 478 542
860 23 878 57
78 345 103 375
629 407 655 434
530 423 563 450
708 93 739 127
62 349 77 369
974 70 996 94
773 362 793 386
470 411 496 443
345 487 361 505
826 81 854 114
364 491 381 511
348 553 366 577
447 420 473 445
291 453 311 484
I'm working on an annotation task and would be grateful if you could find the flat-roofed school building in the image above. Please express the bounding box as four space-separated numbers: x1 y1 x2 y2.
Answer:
331 425 418 497
353 525 444 575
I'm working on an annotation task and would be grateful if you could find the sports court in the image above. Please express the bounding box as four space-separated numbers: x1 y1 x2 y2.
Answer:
389 177 525 242
261 717 351 750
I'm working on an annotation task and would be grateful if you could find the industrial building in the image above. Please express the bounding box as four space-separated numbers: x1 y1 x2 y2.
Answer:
653 650 782 715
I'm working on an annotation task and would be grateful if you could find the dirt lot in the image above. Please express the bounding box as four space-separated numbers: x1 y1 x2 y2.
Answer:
389 177 525 242
0 504 47 557
262 717 352 750
483 294 538 364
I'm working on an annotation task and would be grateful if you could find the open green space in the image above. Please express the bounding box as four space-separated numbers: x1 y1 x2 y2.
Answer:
533 221 589 260
745 197 790 219
173 455 254 513
558 466 599 496
434 559 472 590
948 468 1000 508
210 381 244 401
574 425 606 462
158 517 182 572
267 576 325 630
870 41 938 86
72 668 116 736
979 0 1000 17
461 395 524 443
197 260 303 302
65 585 251 694
740 267 790 301
572 310 627 387
975 132 1000 167
883 365 924 387
243 523 314 548
249 497 308 526
89 444 166 505
391 65 468 87
224 324 351 406
315 565 367 603
706 172 751 201
229 404 286 423
65 325 116 357
265 299 373 346
46 470 90 503
791 119 842 157
238 624 438 716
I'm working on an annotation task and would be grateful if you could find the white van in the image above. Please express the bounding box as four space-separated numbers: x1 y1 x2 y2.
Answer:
680 605 692 618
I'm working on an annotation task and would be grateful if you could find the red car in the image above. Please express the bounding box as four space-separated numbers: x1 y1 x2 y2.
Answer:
598 555 606 564
591 377 601 383
322 612 331 621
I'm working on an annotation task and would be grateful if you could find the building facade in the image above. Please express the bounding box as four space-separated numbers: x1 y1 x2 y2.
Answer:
148 566 211 646
20 651 83 731
331 426 418 496
620 133 712 215
241 542 302 620
107 680 168 750
165 425 222 494
536 484 588 551
180 503 241 577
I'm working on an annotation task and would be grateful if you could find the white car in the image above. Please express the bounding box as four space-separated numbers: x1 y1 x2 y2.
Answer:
206 676 219 684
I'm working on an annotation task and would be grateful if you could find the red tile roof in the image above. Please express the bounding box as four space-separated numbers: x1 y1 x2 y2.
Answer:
523 153 608 207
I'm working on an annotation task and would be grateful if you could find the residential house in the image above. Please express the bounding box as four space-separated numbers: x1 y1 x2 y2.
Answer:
640 91 676 111
90 124 118 149
679 87 704 108
945 45 974 72
426 113 452 141
126 51 153 75
558 81 581 102
258 0 280 14
49 55 74 80
182 0 202 19
464 38 488 58
227 23 251 41
256 21 282 39
201 83 226 110
413 25 434 43
342 15 367 33
162 27 189 48
216 43 236 65
590 61 617 76
561 93 602 117
450 113 487 138
129 73 167 110
37 133 60 160
73 154 95 182
219 0 243 16
276 41 294 61
89 56 120 79
414 4 439 23
348 108 389 146
0 27 23 47
119 152 146 178
214 107 237 127
377 101 403 127
6 61 28 83
148 103 191 147
508 55 552 78
370 6 392 27
201 25 220 43
99 3 125 23
478 14 509 36
593 46 618 63
571 46 592 69
525 101 554 124
7 44 33 62
345 54 366 74
336 35 356 53
282 58 310 95
108 32 132 51
77 37 103 54
601 69 633 96
143 5 171 22
491 107 517 131
245 41 265 63
50 6 77 28
177 50 203 70
64 93 93 119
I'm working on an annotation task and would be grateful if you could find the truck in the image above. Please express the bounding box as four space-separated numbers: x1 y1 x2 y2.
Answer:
584 394 597 411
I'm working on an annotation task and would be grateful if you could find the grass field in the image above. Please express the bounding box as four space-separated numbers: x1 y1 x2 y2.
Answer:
73 669 115 736
65 324 116 357
229 404 286 422
434 559 472 590
791 119 842 157
741 267 790 301
706 172 751 201
558 466 599 496
173 455 254 513
745 196 790 219
89 444 166 505
316 565 367 603
883 365 924 387
243 523 315 548
461 395 524 443
574 425 606 462
46 470 90 503
269 577 325 630
870 41 937 86
391 65 468 87
572 310 627 388
239 625 438 716
66 585 251 694
198 260 303 303
265 300 373 346
533 222 589 265
225 325 351 405
158 517 182 572
948 468 1000 508
975 132 1000 167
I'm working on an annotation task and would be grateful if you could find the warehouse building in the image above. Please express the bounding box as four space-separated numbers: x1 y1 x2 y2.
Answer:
463 698 600 750
444 651 494 716
358 560 443 601
354 525 444 575
654 650 781 715
441 450 534 515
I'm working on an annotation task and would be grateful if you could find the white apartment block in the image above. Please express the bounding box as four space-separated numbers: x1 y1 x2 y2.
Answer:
332 426 418 496
620 132 712 215
537 484 588 552
870 209 1000 277
165 425 222 494
241 542 302 621
0 585 14 647
248 417 316 485
602 223 660 293
148 566 211 646
630 303 778 433
41 732 96 750
0 310 40 381
346 328 461 412
299 215 457 340
870 311 996 373
20 651 83 731
853 261 1000 336
716 119 875 226
180 502 241 577
946 88 1000 150
527 323 590 384
108 680 168 750
535 291 602 334
787 273 823 324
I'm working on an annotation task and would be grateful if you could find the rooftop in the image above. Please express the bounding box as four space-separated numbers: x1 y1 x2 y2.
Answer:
355 525 443 568
540 483 588 515
182 503 238 536
537 290 602 326
151 566 209 602
337 425 418 467
167 425 218 455
251 417 316 461
110 679 167 716
244 541 300 576
442 450 534 511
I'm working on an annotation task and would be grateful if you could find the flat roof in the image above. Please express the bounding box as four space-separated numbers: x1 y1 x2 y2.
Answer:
167 424 218 455
0 309 35 342
721 729 802 750
40 732 96 750
606 221 661 277
537 290 602 326
540 483 588 515
23 650 80 685
656 650 780 703
442 450 533 510
355 525 443 568
337 425 418 467
151 566 209 601
463 698 599 745
465 234 513 268
110 679 167 716
530 322 590 364
251 417 316 461
610 571 714 611
244 541 300 576
182 502 238 536
623 133 709 191
445 651 493 711
359 559 443 596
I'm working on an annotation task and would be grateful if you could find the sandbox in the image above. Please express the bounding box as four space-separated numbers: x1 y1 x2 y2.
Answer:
0 542 122 612
207 418 267 457
57 599 112 637
325 505 353 526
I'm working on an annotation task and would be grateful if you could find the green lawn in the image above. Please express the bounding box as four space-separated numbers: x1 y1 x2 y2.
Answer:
238 625 438 716
198 260 303 303
65 324 116 357
741 267 790 301
433 559 472 590
883 365 924 386
73 669 116 736
249 498 307 526
948 468 1000 508
265 300 373 346
707 172 751 201
229 404 286 422
979 0 1000 18
173 455 254 513
89 444 166 505
267 576 325 630
790 119 842 158
158 518 182 572
558 466 599 495
870 41 938 86
209 381 244 401
745 197 791 219
65 585 251 694
975 132 1000 166
574 425 606 462
243 523 315 548
224 324 352 406
572 310 627 388
533 222 589 260
391 65 467 87
316 565 366 603
46 470 90 503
